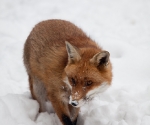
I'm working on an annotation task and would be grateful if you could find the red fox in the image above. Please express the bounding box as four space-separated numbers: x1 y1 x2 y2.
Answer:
23 19 112 125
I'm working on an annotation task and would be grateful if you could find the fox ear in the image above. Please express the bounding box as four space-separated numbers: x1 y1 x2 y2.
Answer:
65 41 81 64
90 51 110 68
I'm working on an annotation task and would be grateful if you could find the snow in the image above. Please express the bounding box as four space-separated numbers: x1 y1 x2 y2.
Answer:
0 0 150 125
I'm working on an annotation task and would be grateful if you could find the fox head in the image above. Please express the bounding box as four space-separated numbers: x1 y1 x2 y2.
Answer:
63 41 112 107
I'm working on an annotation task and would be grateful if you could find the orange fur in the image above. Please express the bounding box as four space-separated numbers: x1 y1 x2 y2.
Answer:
23 19 112 125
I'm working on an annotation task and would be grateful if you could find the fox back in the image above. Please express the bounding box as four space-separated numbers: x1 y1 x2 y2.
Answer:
23 19 112 125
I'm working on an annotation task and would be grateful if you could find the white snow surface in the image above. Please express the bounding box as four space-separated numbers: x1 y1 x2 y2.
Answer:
0 0 150 125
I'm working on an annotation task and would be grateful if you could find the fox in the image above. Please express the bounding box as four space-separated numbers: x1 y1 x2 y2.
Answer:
23 19 112 125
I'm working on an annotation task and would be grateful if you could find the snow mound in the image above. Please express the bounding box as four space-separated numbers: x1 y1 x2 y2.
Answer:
0 93 61 125
78 86 150 125
0 88 150 125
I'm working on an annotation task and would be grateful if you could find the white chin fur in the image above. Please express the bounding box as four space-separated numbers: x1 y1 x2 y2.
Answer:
86 82 109 98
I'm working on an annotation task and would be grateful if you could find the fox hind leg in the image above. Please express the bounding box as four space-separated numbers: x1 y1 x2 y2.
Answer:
29 75 47 112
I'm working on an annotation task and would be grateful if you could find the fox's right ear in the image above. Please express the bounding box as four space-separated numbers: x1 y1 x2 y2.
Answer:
65 41 81 64
90 51 110 69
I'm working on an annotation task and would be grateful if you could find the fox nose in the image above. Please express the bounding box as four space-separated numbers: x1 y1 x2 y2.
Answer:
71 100 78 107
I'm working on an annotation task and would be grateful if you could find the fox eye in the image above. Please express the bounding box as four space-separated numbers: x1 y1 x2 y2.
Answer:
71 78 76 86
85 81 93 86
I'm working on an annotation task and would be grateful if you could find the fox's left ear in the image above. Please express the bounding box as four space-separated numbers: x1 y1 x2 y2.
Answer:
65 41 81 64
90 51 110 68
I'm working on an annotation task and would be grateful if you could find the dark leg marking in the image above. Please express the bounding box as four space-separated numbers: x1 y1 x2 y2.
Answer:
62 114 73 125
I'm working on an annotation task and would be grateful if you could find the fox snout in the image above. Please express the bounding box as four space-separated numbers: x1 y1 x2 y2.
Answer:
70 100 78 107
69 91 86 107
69 96 82 107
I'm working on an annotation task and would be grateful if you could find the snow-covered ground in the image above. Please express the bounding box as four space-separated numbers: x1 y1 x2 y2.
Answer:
0 0 150 125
